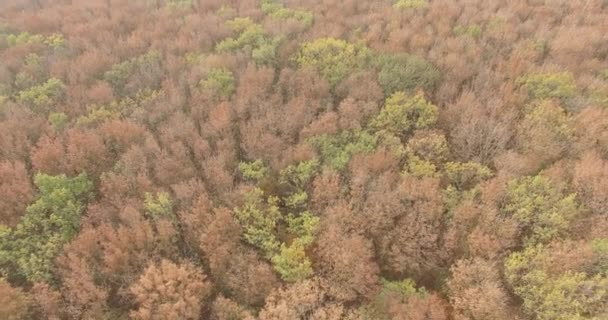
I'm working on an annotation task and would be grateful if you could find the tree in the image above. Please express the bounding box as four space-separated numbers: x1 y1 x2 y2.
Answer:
261 0 314 28
200 208 279 307
233 188 282 257
271 238 313 283
573 152 608 216
503 175 580 245
376 53 440 95
259 278 347 320
444 161 493 191
308 129 377 170
0 278 31 320
370 91 438 139
16 77 65 113
505 242 608 320
361 278 448 320
516 100 573 167
103 50 163 97
210 296 254 320
201 68 235 99
129 259 211 320
294 38 372 87
315 223 380 302
0 160 34 227
448 258 518 320
518 71 577 103
0 173 93 283
393 0 429 9
361 175 444 277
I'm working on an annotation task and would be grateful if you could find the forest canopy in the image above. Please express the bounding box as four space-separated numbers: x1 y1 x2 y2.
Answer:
0 0 607 319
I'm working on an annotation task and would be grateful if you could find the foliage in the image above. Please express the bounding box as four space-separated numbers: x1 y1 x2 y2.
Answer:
166 0 193 11
234 188 282 257
103 50 162 96
444 161 493 190
0 278 31 320
48 112 68 131
216 17 281 65
279 159 319 189
239 160 269 181
404 156 438 178
376 53 441 95
271 238 313 282
251 36 282 66
77 88 161 126
216 18 264 52
394 0 429 9
405 131 449 164
43 33 66 50
6 32 44 47
370 91 438 138
517 100 573 163
518 72 577 102
0 173 93 283
361 278 428 319
261 0 313 27
505 244 608 320
453 24 482 38
17 78 65 112
294 38 372 87
143 192 173 220
503 175 580 245
309 129 377 170
380 278 423 297
129 259 209 320
201 68 236 99
285 211 318 245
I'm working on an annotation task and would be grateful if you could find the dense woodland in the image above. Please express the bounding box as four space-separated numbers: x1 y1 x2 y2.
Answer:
0 0 607 319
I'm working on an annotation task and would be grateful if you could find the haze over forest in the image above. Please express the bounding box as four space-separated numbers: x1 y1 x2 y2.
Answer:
0 0 607 319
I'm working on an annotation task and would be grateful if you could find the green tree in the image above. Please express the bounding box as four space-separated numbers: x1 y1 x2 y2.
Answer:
444 161 493 191
239 160 269 181
17 78 65 113
393 0 429 9
201 68 235 99
234 188 282 257
215 17 281 66
294 37 371 87
370 91 438 139
6 32 44 47
48 112 68 131
518 71 577 102
285 211 318 245
216 18 265 53
503 175 580 245
143 192 173 220
261 0 313 27
453 24 482 38
376 53 440 95
0 173 93 283
104 50 162 96
271 238 313 282
279 159 319 189
505 244 608 320
104 59 135 94
309 129 377 170
361 278 430 319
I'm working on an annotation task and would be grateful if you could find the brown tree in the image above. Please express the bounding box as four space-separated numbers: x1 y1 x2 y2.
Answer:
448 258 519 320
0 278 31 320
0 160 33 226
316 222 380 302
129 259 211 320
